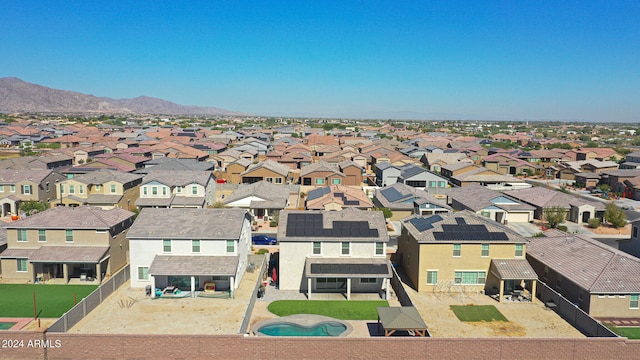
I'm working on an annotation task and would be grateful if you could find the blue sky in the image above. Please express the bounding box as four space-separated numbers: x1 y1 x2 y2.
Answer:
1 1 639 122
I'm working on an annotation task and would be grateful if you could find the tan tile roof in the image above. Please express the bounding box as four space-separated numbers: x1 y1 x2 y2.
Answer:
491 259 537 280
29 246 109 263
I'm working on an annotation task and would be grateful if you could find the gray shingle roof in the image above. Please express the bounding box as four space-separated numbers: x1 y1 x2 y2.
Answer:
506 186 604 210
7 206 134 230
148 255 239 276
449 184 535 212
127 208 249 240
0 169 53 184
241 160 290 177
69 169 143 185
138 158 214 173
29 246 109 263
300 161 343 177
141 171 213 187
491 259 537 280
0 248 36 258
223 181 296 205
527 232 640 293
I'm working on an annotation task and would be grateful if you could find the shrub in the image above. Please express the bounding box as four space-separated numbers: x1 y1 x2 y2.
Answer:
255 249 269 255
557 225 568 232
588 218 601 228
269 220 277 227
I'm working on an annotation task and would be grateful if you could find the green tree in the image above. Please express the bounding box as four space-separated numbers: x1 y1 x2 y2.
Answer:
604 203 627 228
209 201 226 208
543 206 567 228
19 200 48 215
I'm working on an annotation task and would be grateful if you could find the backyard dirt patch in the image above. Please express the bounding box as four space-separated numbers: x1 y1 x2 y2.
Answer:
584 223 631 235
68 259 266 335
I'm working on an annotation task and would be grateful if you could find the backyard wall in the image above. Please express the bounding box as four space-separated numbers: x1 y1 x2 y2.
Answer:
0 333 639 360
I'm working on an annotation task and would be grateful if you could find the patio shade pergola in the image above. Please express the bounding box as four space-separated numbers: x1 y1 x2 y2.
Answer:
490 259 538 303
377 306 428 337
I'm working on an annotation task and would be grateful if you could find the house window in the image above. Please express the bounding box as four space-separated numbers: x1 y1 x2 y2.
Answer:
69 185 75 194
10 185 15 193
360 278 377 284
95 184 101 191
312 241 321 255
17 259 28 272
315 178 325 185
332 178 341 185
481 244 490 257
226 240 235 253
631 295 639 309
60 185 64 194
17 229 27 242
23 185 32 195
38 230 46 242
192 186 198 195
0 185 4 192
176 186 182 193
427 270 438 285
275 178 283 184
438 181 446 187
138 267 149 281
316 278 346 290
162 187 167 196
375 242 384 255
634 226 638 239
515 244 523 257
163 239 171 252
79 186 84 194
265 177 273 183
65 230 73 242
341 242 350 256
192 240 200 253
428 181 437 187
454 271 486 285
453 244 461 257
110 184 116 193
143 187 148 195
152 187 158 195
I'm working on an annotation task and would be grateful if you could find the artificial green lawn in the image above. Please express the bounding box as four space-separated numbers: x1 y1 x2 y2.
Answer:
450 305 508 322
268 300 388 320
0 284 97 318
605 325 640 339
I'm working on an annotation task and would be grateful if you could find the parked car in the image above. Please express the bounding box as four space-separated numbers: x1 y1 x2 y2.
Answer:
252 235 277 245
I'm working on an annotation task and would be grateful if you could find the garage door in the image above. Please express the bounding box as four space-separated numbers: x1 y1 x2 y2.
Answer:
508 212 531 223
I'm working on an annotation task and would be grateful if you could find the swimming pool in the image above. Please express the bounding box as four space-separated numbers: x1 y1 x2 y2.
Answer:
0 322 17 330
253 314 352 337
258 321 346 336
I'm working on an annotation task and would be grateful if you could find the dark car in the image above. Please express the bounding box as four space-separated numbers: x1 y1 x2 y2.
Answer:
252 235 277 245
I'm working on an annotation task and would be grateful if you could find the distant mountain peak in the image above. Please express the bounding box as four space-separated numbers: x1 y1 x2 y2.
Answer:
0 77 239 115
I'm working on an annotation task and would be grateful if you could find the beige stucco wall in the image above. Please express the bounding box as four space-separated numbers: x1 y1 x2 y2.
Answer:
8 228 111 248
0 259 32 281
399 230 526 293
589 295 640 318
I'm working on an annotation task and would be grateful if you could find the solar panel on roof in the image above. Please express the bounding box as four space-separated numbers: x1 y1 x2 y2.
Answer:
455 217 467 225
380 187 411 203
408 215 443 232
307 187 331 201
286 213 379 238
433 231 509 241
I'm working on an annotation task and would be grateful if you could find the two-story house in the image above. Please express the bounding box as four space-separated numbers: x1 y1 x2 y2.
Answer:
0 206 135 283
127 208 252 298
0 169 66 217
277 209 392 300
398 210 536 303
56 169 143 210
135 171 215 209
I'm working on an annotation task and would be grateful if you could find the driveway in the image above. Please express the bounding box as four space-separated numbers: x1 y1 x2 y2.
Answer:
507 222 541 237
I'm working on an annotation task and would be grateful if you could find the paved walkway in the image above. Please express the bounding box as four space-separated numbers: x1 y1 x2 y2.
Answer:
599 318 640 327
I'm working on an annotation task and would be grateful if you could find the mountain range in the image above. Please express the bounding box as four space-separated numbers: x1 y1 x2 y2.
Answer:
0 77 239 116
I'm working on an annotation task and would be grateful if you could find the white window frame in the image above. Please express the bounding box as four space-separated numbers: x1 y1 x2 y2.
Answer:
65 229 74 242
312 241 321 255
426 270 438 285
453 244 461 257
17 229 27 242
226 240 235 253
192 240 200 253
138 267 149 281
17 258 28 272
341 242 350 256
481 243 490 257
38 229 46 242
163 239 171 252
23 184 32 195
375 242 384 256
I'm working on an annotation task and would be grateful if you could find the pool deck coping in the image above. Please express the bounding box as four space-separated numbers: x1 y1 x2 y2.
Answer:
251 314 353 337
0 317 34 330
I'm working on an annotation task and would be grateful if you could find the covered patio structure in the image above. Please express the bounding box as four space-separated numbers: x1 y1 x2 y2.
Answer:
30 246 109 283
148 255 239 298
487 258 538 303
377 306 429 337
0 195 21 217
304 257 393 300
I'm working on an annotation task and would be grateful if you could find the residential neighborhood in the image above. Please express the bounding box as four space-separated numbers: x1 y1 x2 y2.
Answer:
1 115 640 357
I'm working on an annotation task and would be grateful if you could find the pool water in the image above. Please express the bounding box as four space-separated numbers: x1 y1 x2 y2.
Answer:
258 321 347 336
0 322 17 330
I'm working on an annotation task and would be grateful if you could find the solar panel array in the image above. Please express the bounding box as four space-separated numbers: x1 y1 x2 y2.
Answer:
286 213 379 238
310 263 389 275
306 187 331 201
380 187 412 203
434 224 509 241
407 215 443 232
